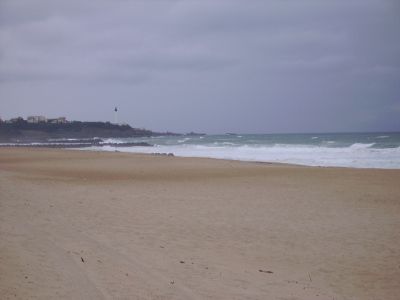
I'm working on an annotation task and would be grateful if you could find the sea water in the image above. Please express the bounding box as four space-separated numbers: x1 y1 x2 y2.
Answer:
94 132 400 169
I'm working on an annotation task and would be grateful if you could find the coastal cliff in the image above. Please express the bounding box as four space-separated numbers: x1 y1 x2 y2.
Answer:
0 120 157 142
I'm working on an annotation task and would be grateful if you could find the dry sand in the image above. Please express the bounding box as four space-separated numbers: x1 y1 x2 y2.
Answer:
0 148 399 300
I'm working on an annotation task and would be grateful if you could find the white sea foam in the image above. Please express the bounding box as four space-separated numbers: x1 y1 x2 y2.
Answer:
376 135 389 139
178 138 191 143
100 138 125 144
86 143 400 169
48 138 81 141
349 143 375 149
214 142 236 146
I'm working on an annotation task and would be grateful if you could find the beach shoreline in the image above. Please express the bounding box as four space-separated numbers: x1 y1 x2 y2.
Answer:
1 148 399 299
2 130 400 169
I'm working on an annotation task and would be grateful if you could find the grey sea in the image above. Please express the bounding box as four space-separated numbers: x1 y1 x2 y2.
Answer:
93 132 400 169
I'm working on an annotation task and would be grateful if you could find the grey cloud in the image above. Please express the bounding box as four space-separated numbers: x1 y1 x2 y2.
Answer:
0 0 399 133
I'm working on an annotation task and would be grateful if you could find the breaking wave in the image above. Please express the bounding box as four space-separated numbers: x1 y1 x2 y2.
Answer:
88 142 400 169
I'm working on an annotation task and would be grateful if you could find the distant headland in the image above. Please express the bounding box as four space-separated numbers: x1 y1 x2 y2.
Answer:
0 115 178 143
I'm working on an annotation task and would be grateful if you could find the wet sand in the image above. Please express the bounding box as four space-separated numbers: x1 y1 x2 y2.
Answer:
1 148 399 299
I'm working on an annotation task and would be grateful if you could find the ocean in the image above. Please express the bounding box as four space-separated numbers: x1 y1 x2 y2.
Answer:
91 132 400 169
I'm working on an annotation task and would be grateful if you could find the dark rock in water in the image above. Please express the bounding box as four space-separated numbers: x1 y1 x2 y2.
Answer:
185 132 206 136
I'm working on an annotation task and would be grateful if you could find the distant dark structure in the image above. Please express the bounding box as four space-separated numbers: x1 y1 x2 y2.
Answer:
114 107 118 124
0 119 153 142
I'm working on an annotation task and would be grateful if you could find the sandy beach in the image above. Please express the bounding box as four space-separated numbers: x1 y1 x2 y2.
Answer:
0 148 399 300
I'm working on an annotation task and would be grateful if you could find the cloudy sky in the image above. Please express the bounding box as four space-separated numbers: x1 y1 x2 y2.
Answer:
0 0 399 133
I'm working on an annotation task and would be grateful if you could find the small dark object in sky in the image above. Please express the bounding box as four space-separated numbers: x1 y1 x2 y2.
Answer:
170 280 174 285
81 257 85 263
180 261 185 264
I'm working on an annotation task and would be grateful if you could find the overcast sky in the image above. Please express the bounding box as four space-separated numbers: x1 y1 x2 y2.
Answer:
0 0 399 133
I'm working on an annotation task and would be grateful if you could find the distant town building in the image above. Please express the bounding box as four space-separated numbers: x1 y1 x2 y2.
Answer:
47 117 67 124
27 116 47 123
3 115 68 124
9 117 24 123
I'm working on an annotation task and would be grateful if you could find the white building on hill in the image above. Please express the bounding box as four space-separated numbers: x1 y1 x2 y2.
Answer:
27 116 47 123
48 117 67 124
